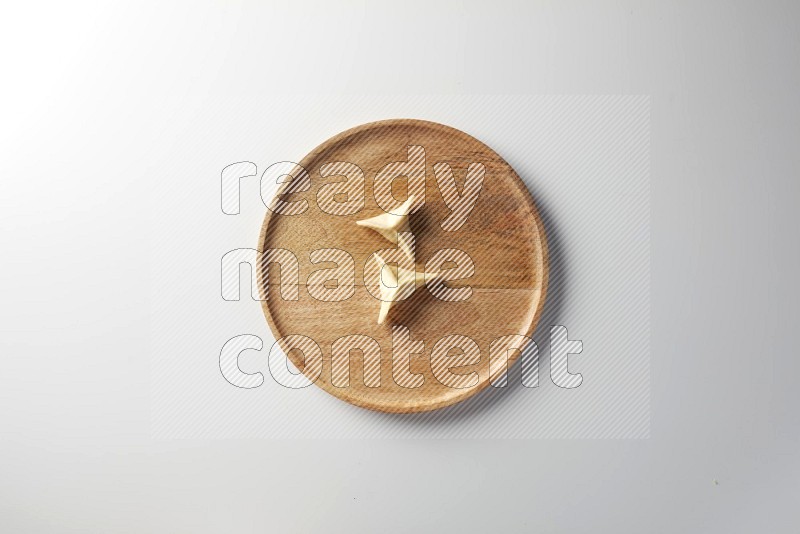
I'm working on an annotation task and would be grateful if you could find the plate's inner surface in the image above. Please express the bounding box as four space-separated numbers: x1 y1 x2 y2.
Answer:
259 120 546 412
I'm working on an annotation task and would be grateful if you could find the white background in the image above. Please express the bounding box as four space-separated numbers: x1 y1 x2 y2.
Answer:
1 1 798 532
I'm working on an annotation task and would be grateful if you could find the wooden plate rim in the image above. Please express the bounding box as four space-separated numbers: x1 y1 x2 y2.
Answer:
257 118 549 413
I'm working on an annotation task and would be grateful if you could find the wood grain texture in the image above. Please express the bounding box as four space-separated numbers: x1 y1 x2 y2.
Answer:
258 119 548 413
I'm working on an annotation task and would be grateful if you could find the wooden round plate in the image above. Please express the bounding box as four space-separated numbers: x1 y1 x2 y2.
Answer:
258 119 547 413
